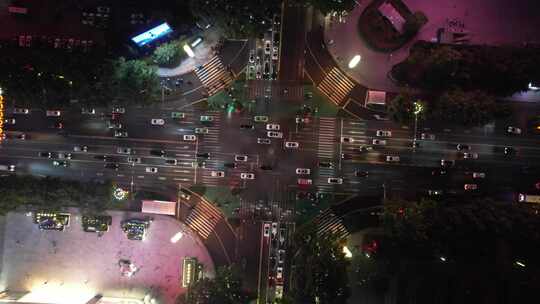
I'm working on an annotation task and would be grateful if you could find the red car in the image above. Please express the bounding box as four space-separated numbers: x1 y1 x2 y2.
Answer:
297 178 313 186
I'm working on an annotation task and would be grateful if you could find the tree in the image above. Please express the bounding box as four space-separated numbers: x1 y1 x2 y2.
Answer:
186 266 255 304
403 11 428 35
110 58 160 105
430 89 509 126
152 41 183 67
289 223 350 304
387 90 426 124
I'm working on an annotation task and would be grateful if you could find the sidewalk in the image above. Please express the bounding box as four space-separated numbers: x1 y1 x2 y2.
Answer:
156 27 223 77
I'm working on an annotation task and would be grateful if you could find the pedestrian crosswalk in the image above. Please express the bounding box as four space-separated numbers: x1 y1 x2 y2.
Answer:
314 209 349 240
194 56 234 96
185 198 223 239
198 112 221 145
247 81 304 101
317 67 355 106
317 117 337 158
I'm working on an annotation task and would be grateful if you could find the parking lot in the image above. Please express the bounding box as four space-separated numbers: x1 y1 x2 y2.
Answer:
0 209 214 304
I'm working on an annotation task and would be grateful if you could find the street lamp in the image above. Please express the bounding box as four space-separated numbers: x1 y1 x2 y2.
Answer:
412 100 423 150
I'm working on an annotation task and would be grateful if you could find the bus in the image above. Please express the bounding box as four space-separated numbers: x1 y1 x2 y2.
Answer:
518 193 540 204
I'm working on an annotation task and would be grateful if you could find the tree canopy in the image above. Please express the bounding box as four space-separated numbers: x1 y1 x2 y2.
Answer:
289 223 350 304
110 57 160 105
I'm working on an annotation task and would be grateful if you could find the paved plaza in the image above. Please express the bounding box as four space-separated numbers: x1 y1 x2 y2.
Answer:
0 209 214 304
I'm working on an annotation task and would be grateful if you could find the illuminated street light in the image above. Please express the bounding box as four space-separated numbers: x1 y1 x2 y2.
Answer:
183 44 195 58
348 54 361 69
412 100 424 150
343 246 353 258
170 231 184 243
515 260 526 268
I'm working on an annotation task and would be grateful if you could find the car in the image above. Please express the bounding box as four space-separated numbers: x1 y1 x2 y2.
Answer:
428 189 443 196
376 130 392 137
318 162 334 168
73 146 88 152
114 131 128 138
164 159 177 165
46 110 61 117
464 184 478 191
145 167 158 173
298 178 313 185
257 138 271 144
108 121 122 129
284 141 299 148
117 147 132 154
504 147 516 156
192 161 206 168
386 155 400 162
94 155 109 161
263 223 271 237
112 107 125 114
16 133 27 140
295 117 310 124
372 139 386 145
266 123 280 130
183 134 197 141
327 177 343 184
52 122 64 129
341 137 354 143
267 131 283 138
440 159 455 168
200 115 213 122
171 112 185 119
463 152 479 159
272 49 279 61
421 133 436 140
271 222 278 236
355 170 369 177
13 108 29 114
240 124 255 130
224 163 237 169
81 108 95 115
264 40 271 54
249 51 255 63
39 152 52 158
456 144 470 151
197 152 210 159
373 114 389 121
53 160 68 167
57 152 72 159
151 118 165 125
254 115 269 123
276 267 283 280
211 171 225 177
472 172 486 179
235 155 248 162
150 150 166 157
104 163 119 170
355 145 373 152
127 157 142 164
296 168 311 175
432 169 447 176
507 126 522 135
4 118 15 125
341 153 352 160
240 173 255 179
260 165 273 170
195 127 209 134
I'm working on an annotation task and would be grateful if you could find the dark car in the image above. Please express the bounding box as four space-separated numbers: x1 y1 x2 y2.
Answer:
504 147 516 156
224 163 237 169
432 169 447 176
456 144 470 151
318 162 334 168
355 171 369 177
104 163 119 170
341 153 352 160
150 150 166 157
94 155 108 161
39 152 52 158
196 152 210 159
260 165 273 170
240 124 255 130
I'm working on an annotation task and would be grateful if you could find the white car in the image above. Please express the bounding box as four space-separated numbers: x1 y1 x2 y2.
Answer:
257 138 271 144
117 147 132 154
267 131 283 138
151 118 165 125
295 168 311 175
145 167 158 173
373 114 389 121
472 172 486 179
46 110 61 117
463 152 479 159
266 123 280 131
464 184 478 191
386 155 400 162
341 137 354 143
4 118 15 125
271 222 278 235
372 139 386 145
254 115 269 122
112 107 125 114
376 130 392 137
284 141 299 149
195 127 209 134
183 134 197 141
276 266 283 280
327 177 343 184
235 155 248 162
263 223 270 237
507 126 522 135
200 115 213 122
114 131 128 138
81 108 96 115
240 173 255 179
127 157 142 164
13 108 29 114
211 171 225 177
421 133 436 140
264 40 271 54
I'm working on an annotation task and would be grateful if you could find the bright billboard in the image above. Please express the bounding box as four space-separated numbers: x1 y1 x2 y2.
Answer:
131 23 173 47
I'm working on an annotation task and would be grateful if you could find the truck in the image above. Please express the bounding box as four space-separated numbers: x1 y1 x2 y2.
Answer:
518 193 540 204
0 165 15 172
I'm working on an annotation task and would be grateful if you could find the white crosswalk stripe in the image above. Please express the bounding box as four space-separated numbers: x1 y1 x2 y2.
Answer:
194 56 233 96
